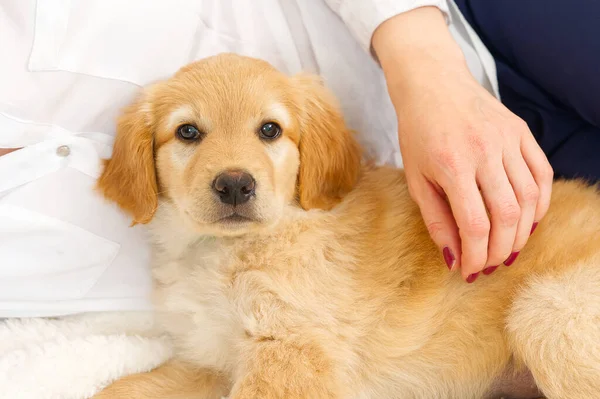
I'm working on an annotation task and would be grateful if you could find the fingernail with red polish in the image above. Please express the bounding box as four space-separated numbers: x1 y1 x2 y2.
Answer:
504 251 520 266
466 272 479 284
443 247 455 270
530 222 539 235
482 265 498 275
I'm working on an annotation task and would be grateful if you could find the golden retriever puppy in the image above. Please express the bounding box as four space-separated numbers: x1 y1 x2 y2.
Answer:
95 54 600 399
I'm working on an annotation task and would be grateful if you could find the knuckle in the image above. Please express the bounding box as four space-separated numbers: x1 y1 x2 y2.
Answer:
425 221 446 240
540 163 554 181
520 183 540 204
464 216 490 238
513 118 530 133
497 200 521 226
467 132 493 156
433 149 465 176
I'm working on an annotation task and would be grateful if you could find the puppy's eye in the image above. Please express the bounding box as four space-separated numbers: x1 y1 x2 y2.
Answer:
177 124 201 141
259 122 281 140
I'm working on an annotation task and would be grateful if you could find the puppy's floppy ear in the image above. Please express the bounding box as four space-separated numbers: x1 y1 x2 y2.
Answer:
97 94 157 225
293 74 361 210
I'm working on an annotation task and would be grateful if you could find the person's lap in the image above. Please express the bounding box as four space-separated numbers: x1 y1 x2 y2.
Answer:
455 0 600 182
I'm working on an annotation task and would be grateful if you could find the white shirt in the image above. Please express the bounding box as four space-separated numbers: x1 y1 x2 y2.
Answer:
0 0 498 317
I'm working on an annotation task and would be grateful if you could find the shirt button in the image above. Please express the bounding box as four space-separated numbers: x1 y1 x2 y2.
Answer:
56 145 71 157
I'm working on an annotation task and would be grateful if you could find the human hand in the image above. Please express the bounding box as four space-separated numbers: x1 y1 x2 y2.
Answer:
373 7 553 281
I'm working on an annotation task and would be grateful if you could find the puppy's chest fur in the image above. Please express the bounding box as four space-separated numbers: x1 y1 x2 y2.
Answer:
149 217 360 375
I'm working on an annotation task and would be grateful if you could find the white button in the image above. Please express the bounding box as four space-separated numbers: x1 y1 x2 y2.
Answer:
56 145 71 157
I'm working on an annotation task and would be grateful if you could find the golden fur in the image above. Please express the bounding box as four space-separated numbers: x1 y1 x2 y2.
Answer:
95 54 600 399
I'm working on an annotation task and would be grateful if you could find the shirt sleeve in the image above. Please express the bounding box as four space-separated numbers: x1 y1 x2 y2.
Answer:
323 0 450 53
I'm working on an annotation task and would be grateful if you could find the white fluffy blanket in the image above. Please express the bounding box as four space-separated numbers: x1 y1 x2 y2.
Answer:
0 312 172 399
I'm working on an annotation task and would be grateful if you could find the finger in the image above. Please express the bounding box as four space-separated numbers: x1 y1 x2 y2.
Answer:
504 152 538 252
477 159 520 267
442 176 490 280
522 135 553 223
413 179 462 271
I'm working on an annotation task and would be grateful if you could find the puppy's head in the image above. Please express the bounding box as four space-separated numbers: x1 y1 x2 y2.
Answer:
98 54 361 236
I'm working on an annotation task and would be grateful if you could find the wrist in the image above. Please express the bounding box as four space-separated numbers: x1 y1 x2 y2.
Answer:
372 7 467 85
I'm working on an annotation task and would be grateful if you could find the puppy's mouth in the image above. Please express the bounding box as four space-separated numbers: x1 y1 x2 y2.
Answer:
215 213 255 224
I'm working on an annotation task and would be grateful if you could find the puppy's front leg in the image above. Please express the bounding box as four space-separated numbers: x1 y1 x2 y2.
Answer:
92 360 229 399
230 339 340 399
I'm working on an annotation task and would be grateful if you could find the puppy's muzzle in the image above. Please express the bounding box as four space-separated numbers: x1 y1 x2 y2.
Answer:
212 170 256 206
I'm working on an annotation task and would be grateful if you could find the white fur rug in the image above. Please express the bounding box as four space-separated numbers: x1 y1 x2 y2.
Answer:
0 312 172 399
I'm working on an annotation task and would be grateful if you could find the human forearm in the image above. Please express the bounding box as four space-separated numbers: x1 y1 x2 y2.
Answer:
372 6 467 88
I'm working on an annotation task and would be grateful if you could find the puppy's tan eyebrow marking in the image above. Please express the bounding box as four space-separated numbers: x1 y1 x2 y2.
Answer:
153 105 193 148
166 105 195 131
264 102 291 127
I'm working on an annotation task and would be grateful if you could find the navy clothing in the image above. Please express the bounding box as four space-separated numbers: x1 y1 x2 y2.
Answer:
455 0 600 182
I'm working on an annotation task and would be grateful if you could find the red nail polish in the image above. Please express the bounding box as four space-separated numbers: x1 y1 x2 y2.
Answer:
482 265 498 275
504 251 520 266
443 247 455 270
530 222 539 235
466 272 479 283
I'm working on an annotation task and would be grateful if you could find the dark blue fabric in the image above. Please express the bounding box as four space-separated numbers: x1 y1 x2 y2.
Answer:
454 0 600 182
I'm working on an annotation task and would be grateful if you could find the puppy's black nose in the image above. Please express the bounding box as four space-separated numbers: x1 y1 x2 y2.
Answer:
212 170 255 206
